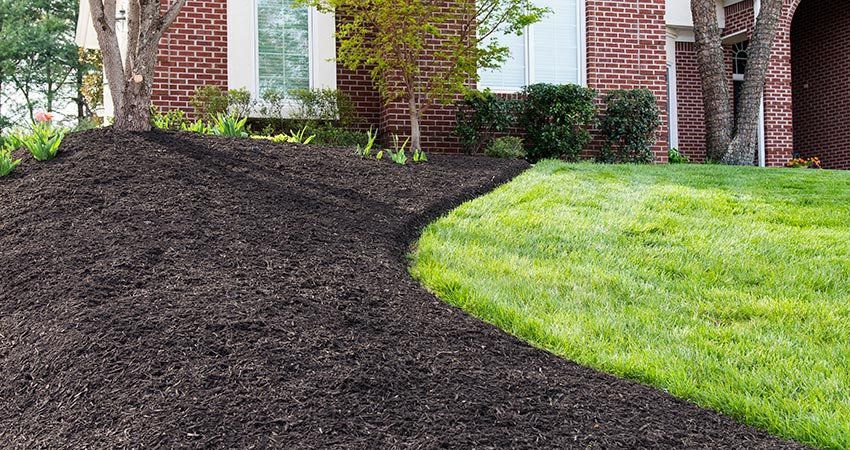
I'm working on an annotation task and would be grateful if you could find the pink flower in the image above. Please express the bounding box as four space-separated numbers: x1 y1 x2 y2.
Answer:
34 111 54 123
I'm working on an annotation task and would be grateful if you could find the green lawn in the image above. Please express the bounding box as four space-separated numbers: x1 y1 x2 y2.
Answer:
410 161 850 449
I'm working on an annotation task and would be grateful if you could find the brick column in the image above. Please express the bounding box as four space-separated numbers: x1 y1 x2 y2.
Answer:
762 0 800 166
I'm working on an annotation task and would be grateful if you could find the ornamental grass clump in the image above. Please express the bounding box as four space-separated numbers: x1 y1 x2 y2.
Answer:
11 111 65 162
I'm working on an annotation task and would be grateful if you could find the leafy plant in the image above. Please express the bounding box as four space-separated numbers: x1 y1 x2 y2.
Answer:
210 114 249 138
0 144 22 177
290 88 358 128
227 88 255 118
150 107 186 130
375 150 384 161
599 89 662 164
786 157 822 169
355 127 378 158
311 126 370 148
191 86 254 119
485 136 526 159
284 126 316 145
412 148 428 163
668 147 690 164
385 134 410 165
455 89 519 154
180 119 210 134
10 114 65 161
520 84 598 162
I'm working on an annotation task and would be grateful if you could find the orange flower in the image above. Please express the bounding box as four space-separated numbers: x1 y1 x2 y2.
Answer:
34 111 54 123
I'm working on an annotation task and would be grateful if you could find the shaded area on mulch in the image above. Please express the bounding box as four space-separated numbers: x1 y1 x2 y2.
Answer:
0 129 804 448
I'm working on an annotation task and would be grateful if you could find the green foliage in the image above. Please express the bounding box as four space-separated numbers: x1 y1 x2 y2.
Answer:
191 85 254 119
180 119 210 134
355 127 379 158
386 134 410 165
0 144 22 176
10 121 64 161
412 148 428 163
599 89 663 164
310 125 369 147
412 162 850 450
668 147 690 164
520 83 598 162
289 88 358 128
150 107 186 131
252 126 317 145
455 89 518 154
485 136 525 159
210 114 249 138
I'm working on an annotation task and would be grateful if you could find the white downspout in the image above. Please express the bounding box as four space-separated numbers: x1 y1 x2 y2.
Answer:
755 0 767 167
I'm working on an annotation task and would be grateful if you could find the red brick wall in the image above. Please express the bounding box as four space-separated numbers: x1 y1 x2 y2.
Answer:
762 0 797 167
585 0 669 162
791 0 850 169
152 0 228 113
674 42 707 163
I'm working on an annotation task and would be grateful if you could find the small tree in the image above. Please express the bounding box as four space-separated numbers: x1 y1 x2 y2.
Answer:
691 0 784 165
87 0 187 131
305 0 545 152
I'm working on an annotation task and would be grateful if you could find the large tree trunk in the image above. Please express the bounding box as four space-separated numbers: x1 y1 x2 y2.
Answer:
691 0 785 165
723 0 784 165
691 0 733 161
87 0 186 131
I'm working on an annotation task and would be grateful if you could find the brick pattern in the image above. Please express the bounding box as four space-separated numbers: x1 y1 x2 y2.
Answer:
585 0 669 162
674 42 707 163
152 0 229 114
791 0 850 169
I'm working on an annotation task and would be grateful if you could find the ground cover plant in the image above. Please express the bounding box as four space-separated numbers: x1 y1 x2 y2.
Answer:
411 162 850 449
0 129 801 448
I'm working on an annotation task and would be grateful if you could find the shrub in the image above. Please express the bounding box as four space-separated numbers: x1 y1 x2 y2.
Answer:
290 88 358 128
0 144 22 177
599 89 662 164
210 114 249 138
10 113 65 161
786 157 822 169
311 125 370 148
668 147 690 164
191 86 255 119
150 107 186 131
485 136 525 159
455 89 518 154
520 84 598 162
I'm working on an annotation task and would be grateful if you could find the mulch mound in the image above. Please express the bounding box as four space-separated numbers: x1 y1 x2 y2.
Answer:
0 129 803 448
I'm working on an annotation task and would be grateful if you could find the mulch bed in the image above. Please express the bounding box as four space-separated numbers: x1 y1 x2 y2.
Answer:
0 129 804 448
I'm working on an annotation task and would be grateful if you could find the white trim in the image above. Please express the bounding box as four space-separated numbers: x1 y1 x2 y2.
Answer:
228 0 336 117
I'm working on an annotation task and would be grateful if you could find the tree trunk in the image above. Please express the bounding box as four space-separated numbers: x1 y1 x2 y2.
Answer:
723 0 784 165
691 0 733 161
408 93 422 153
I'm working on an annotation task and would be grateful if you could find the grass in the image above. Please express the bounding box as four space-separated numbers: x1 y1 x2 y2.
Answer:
410 161 850 449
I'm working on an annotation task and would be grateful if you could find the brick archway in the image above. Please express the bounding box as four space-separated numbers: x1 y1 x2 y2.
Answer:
790 0 850 168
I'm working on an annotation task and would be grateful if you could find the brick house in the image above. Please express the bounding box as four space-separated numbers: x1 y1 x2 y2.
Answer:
76 0 850 169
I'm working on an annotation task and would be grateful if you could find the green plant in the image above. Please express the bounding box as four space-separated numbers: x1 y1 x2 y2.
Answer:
385 134 410 165
180 119 210 134
150 106 186 130
10 119 65 161
412 148 428 163
227 87 254 118
785 157 821 169
191 85 230 118
355 127 378 157
668 147 690 164
599 89 663 164
455 89 519 153
284 126 316 145
210 114 249 138
0 145 22 177
289 88 358 128
485 136 525 159
375 150 384 161
311 126 371 148
520 83 598 162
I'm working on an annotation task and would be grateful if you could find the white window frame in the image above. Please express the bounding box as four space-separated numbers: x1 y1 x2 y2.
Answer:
227 0 337 117
479 0 587 93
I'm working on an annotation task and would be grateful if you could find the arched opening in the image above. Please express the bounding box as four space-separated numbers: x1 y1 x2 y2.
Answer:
791 0 850 169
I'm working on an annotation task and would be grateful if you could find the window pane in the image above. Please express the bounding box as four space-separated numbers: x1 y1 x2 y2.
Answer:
532 0 580 85
478 30 526 91
258 0 310 96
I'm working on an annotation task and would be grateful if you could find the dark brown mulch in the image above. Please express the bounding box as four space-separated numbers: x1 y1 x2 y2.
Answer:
0 129 804 449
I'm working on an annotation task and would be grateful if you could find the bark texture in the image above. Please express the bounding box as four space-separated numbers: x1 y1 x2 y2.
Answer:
690 0 784 165
87 0 187 131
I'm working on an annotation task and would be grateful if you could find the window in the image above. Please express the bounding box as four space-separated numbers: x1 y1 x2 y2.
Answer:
257 0 310 95
732 41 748 119
226 0 336 115
478 0 584 91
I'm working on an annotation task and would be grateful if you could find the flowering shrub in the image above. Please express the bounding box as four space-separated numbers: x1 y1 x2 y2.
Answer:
786 157 822 169
10 112 65 162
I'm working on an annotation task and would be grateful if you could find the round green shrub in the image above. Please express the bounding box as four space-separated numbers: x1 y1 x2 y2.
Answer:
520 83 598 162
485 136 526 159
